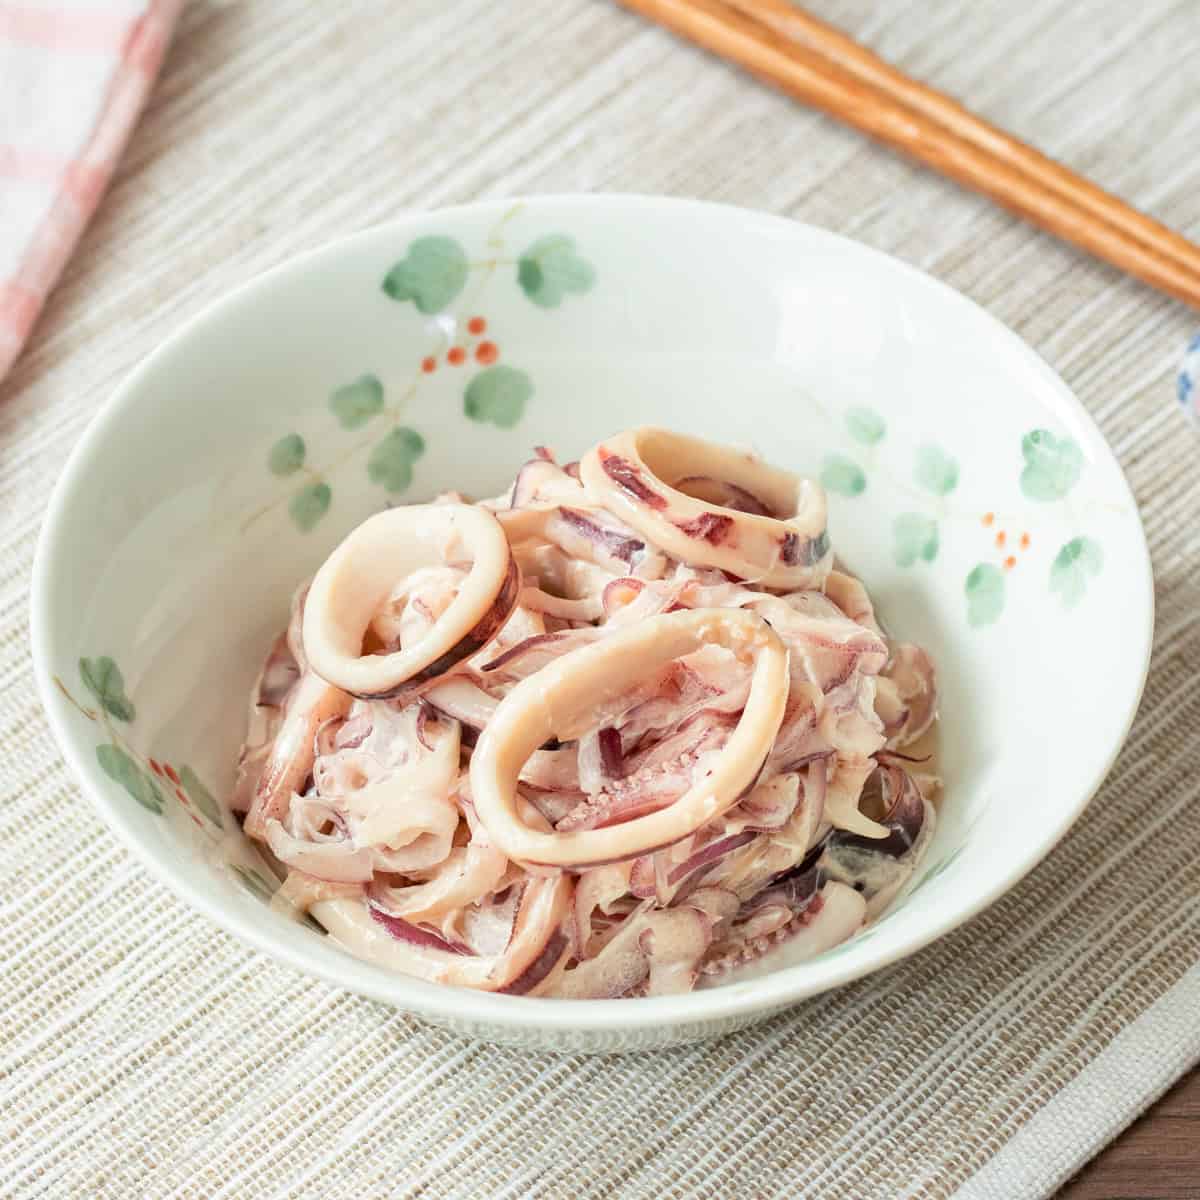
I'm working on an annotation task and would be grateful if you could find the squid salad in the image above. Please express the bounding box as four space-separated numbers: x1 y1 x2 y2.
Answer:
234 427 939 998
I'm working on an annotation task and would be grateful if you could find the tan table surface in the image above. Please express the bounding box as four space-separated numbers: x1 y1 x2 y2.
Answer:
2 4 1198 1198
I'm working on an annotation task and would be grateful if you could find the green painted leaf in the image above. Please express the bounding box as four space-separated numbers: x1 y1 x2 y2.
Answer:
1050 536 1103 608
381 236 468 314
964 562 1005 628
179 764 222 827
1020 429 1083 501
517 235 595 308
845 406 886 445
464 365 533 428
367 426 426 492
231 864 275 902
267 433 306 477
97 743 162 813
330 374 384 430
893 513 939 566
79 656 135 723
289 482 331 531
914 444 959 496
820 454 867 497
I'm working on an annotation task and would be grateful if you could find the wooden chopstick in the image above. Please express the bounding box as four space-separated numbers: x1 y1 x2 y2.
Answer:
618 0 1200 308
726 0 1200 280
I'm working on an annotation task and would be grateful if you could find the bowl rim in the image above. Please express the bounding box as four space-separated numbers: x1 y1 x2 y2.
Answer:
31 193 1155 1036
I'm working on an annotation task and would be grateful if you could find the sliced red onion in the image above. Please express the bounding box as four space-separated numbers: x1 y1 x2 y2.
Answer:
480 632 568 674
367 903 470 954
510 456 572 507
557 506 647 565
666 830 758 886
498 928 569 995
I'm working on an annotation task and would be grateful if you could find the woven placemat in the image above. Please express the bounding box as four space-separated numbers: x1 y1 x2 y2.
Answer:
2 3 1198 1196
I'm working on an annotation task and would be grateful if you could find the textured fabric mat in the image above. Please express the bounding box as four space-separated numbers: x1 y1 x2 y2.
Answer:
2 3 1198 1197
0 0 183 380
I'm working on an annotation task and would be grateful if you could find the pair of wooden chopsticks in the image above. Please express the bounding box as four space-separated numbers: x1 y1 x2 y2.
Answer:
618 0 1200 308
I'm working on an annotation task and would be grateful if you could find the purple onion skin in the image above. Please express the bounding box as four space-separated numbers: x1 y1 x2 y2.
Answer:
559 507 645 565
666 830 758 886
480 632 566 674
498 929 569 995
368 905 470 955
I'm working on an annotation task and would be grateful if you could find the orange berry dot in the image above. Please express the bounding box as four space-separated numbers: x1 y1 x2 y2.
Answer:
1020 532 1031 550
1004 555 1017 570
164 764 180 784
421 356 436 373
982 512 995 526
149 758 163 777
447 346 466 366
475 340 498 365
995 531 1007 548
467 316 486 335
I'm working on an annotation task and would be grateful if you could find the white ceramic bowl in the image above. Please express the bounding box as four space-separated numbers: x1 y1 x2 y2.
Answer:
32 196 1153 1051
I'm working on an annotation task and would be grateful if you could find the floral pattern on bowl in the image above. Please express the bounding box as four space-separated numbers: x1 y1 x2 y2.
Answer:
816 404 1111 626
31 196 1153 1051
252 209 596 535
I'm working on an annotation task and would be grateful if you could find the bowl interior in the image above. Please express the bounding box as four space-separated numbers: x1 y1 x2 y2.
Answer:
34 196 1152 1037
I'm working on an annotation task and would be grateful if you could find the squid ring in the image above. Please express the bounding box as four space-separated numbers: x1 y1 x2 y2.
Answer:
303 504 519 698
470 608 789 867
578 427 831 587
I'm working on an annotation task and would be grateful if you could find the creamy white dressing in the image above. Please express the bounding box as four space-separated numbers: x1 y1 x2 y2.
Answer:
231 429 942 997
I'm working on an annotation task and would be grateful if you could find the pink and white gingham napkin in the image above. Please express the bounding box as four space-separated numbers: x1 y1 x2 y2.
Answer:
0 0 182 382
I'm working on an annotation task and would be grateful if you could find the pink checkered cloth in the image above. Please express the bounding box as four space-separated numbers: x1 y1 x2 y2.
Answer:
0 0 182 382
